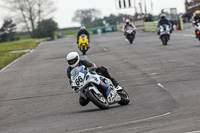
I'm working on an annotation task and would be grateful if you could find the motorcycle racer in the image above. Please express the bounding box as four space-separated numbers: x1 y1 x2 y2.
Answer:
157 14 172 39
122 18 136 37
77 26 90 44
66 52 121 106
193 10 200 38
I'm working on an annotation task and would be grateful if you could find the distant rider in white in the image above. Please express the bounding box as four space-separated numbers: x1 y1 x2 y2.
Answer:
122 18 136 38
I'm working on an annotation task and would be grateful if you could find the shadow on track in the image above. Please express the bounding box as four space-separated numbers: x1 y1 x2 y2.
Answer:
68 104 131 114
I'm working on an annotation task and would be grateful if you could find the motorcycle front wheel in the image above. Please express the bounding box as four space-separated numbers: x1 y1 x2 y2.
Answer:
128 35 133 44
162 35 168 45
118 89 130 105
86 90 109 110
82 46 86 55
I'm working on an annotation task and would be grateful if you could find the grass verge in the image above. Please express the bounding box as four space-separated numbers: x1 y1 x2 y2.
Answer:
0 39 42 70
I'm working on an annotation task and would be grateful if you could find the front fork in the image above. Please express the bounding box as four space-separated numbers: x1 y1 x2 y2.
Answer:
79 43 89 49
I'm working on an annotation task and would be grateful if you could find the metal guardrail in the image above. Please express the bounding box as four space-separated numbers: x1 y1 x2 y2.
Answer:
92 26 117 34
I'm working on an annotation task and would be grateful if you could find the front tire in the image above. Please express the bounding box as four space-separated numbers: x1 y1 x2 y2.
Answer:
82 46 86 55
86 90 109 110
128 35 133 44
162 35 168 45
118 89 130 105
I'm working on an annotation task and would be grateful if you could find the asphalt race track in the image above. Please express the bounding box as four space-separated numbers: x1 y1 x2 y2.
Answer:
1 24 200 133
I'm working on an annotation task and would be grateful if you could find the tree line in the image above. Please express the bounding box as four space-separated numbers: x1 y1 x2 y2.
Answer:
72 9 133 28
0 1 133 43
0 0 58 43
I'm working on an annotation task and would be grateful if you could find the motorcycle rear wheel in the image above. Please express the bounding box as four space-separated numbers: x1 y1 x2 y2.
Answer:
86 90 109 110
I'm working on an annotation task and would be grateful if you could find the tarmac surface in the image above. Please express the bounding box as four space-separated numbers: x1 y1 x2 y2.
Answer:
0 23 200 133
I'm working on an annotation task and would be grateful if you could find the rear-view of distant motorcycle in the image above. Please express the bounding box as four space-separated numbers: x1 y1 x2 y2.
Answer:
194 22 200 41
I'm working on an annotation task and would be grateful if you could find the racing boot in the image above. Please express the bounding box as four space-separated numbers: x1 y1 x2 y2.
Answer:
110 77 118 87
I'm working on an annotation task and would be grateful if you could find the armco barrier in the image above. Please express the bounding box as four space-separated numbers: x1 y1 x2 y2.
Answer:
144 21 158 32
92 26 116 34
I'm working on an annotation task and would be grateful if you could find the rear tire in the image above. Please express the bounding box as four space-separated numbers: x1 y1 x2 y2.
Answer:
82 46 86 55
86 90 109 110
118 89 130 105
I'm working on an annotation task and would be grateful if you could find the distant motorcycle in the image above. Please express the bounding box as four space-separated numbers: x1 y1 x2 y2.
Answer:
78 34 89 55
125 27 136 44
195 23 200 41
70 66 130 110
159 24 170 45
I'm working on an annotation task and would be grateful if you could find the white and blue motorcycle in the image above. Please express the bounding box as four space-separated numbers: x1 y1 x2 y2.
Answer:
159 24 170 45
70 66 130 110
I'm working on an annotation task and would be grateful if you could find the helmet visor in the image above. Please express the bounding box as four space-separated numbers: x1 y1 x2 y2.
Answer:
68 56 78 65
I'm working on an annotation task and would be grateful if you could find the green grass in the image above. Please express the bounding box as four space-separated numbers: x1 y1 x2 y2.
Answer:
0 39 42 70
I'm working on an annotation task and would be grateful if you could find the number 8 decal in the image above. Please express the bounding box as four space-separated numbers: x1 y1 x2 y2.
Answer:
78 76 83 82
75 76 83 86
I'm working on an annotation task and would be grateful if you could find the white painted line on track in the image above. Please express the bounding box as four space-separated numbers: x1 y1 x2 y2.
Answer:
0 42 43 73
185 131 200 133
157 83 164 88
103 47 108 52
157 83 168 91
103 47 112 54
0 57 21 73
71 112 171 133
30 49 34 53
39 42 43 47
108 112 171 127
148 73 158 76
